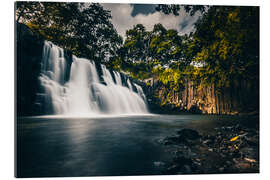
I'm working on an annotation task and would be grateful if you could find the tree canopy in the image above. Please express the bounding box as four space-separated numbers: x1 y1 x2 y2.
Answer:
16 3 259 90
110 5 259 93
16 2 122 63
109 23 190 82
190 6 259 87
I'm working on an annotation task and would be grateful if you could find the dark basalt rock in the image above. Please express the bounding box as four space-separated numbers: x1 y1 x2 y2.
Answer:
163 136 187 145
167 156 195 174
16 23 45 116
161 122 259 174
177 129 200 140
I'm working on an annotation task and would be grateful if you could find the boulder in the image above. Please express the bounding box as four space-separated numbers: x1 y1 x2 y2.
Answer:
177 129 200 140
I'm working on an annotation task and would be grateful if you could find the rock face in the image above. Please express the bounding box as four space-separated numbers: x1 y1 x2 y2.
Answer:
145 78 259 115
16 23 44 116
16 23 74 116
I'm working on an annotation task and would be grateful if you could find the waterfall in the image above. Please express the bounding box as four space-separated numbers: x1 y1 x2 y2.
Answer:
38 41 148 116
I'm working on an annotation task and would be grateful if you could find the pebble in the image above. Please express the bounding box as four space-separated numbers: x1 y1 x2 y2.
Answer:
219 167 224 172
154 161 165 167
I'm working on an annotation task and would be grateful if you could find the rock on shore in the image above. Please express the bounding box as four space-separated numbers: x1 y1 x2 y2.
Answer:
157 123 259 174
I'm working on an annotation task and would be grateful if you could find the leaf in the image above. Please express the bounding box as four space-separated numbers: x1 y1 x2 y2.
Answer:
230 136 239 142
244 158 256 163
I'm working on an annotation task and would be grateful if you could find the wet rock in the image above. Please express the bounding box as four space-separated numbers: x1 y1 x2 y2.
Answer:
167 164 179 172
177 129 200 140
202 139 214 146
193 161 201 166
183 165 192 174
202 134 215 141
174 146 197 159
163 136 187 145
219 167 224 172
167 155 197 174
246 136 259 147
236 162 252 169
154 161 165 167
162 122 259 174
231 150 241 158
240 147 257 159
226 161 233 166
173 156 193 166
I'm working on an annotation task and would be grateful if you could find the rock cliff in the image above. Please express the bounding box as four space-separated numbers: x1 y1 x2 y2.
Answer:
145 78 259 115
16 23 44 116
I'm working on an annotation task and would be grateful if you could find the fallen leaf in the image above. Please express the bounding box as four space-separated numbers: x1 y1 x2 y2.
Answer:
244 157 256 163
230 136 239 142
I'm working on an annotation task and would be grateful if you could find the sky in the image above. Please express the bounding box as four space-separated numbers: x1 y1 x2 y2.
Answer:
101 3 202 39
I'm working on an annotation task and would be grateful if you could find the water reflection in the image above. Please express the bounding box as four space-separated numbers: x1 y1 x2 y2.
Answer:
17 115 253 177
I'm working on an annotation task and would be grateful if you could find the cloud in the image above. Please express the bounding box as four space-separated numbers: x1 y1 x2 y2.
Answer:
102 3 201 39
131 4 156 16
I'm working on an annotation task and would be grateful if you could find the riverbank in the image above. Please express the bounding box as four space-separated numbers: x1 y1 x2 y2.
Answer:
158 115 259 174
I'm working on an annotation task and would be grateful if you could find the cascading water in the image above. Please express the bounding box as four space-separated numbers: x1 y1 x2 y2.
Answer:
39 41 148 116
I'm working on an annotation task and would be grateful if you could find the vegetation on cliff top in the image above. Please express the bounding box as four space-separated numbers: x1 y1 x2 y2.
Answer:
16 2 259 109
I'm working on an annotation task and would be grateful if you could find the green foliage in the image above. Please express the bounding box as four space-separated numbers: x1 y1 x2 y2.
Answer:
116 23 190 81
155 4 208 16
16 2 122 63
191 6 259 88
113 6 258 108
122 23 185 66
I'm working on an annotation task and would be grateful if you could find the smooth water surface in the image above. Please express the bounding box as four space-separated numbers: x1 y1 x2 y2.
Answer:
16 114 250 177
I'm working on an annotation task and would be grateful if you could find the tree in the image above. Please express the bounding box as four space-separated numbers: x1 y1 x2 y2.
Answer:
116 23 187 80
155 4 208 16
15 2 122 63
190 6 259 87
16 1 43 23
123 24 151 63
122 23 186 66
150 24 183 67
154 5 259 88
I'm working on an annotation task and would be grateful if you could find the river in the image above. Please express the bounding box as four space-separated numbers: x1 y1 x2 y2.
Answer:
16 114 257 177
